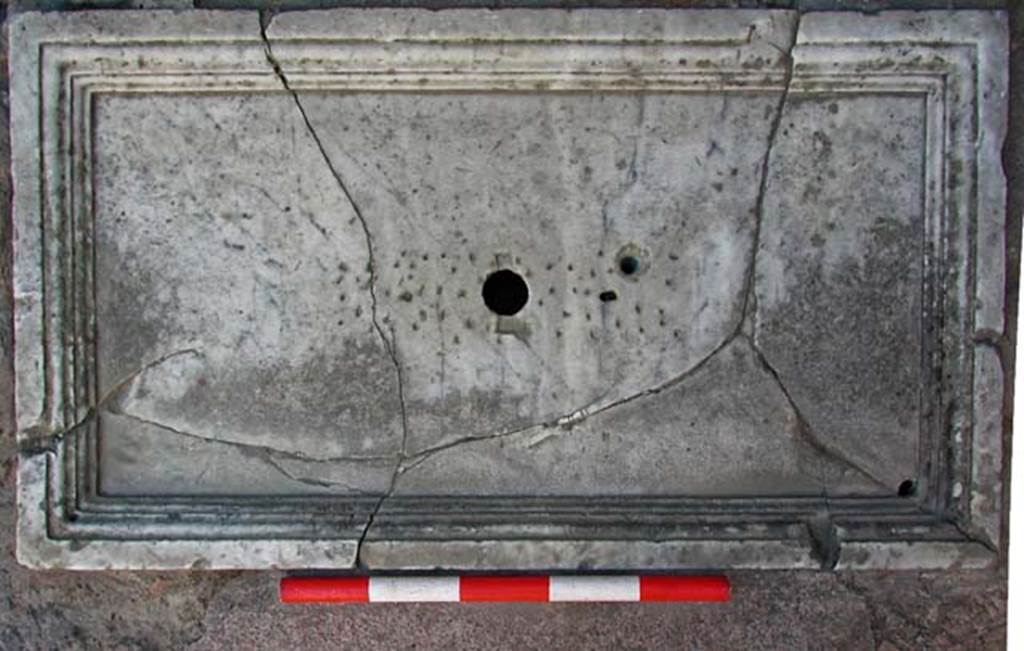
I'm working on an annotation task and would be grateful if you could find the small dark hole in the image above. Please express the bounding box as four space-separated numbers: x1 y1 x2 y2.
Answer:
897 479 916 497
482 269 529 316
599 290 618 303
619 256 640 275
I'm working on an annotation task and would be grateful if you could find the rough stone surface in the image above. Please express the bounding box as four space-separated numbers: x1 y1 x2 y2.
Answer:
0 0 1020 647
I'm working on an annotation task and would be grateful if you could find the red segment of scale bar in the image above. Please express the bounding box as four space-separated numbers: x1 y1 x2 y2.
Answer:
280 575 730 603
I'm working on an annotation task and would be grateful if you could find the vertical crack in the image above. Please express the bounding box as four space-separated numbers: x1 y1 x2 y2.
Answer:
736 14 801 338
260 14 409 568
258 15 393 360
732 17 879 563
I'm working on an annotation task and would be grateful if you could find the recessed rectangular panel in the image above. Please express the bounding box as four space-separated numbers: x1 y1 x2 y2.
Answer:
10 9 1009 570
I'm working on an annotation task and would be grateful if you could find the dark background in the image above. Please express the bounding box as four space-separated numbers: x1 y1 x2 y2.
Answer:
0 1 1019 648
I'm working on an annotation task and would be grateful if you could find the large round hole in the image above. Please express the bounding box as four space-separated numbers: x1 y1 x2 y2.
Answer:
482 269 529 316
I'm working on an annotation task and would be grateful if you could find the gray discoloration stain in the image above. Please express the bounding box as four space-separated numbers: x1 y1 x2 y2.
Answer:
754 93 926 488
394 336 885 497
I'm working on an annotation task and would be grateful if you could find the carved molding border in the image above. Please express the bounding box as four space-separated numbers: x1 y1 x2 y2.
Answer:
10 10 1007 570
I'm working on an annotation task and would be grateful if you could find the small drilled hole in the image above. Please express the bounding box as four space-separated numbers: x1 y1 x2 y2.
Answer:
599 290 618 302
619 256 640 276
897 479 916 497
482 269 529 316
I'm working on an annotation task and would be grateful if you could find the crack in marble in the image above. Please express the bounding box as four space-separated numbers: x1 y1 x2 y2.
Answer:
362 19 811 488
248 450 377 495
739 13 800 340
745 334 890 492
353 489 389 569
103 409 396 469
500 24 803 456
723 14 888 503
260 13 411 564
339 36 811 535
393 332 890 498
397 420 548 476
248 11 890 567
258 13 408 438
395 331 739 473
974 327 1009 356
18 348 203 455
23 345 399 468
98 348 203 413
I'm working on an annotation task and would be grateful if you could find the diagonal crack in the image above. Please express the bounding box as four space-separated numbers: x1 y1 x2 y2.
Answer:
397 419 550 476
258 14 395 363
106 409 397 466
257 451 378 495
948 516 998 554
106 411 386 494
353 482 390 568
744 333 890 492
522 332 737 450
260 13 411 567
397 332 739 472
19 348 203 454
99 348 202 413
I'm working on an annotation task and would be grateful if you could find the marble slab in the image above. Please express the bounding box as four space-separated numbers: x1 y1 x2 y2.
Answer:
8 8 1009 570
